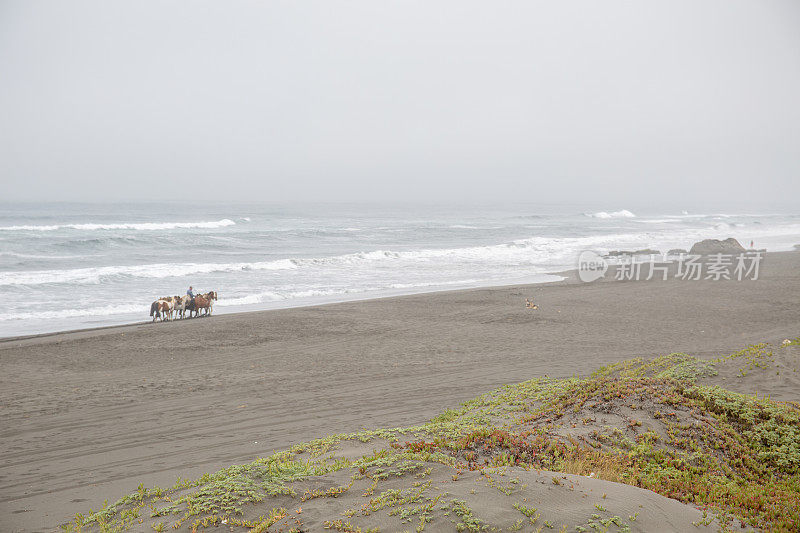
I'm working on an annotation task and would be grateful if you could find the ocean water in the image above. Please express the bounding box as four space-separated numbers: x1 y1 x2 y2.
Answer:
2 202 799 338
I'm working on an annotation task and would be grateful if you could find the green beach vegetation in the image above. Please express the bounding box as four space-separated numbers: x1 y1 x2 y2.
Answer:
63 340 800 532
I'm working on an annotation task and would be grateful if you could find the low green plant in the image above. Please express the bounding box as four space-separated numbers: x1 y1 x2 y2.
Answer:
64 341 800 532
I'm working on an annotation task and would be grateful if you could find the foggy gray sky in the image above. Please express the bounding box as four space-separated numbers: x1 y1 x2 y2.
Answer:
1 1 799 205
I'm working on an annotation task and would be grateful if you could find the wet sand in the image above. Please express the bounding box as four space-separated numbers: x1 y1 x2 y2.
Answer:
1 251 799 531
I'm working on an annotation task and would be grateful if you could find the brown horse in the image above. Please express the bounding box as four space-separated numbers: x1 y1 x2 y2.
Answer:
149 299 172 322
191 291 217 317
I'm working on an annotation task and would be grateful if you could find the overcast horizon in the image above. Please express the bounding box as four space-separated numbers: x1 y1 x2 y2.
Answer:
2 1 799 205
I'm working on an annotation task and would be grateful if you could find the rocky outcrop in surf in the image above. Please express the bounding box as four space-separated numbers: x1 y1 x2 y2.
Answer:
689 238 746 255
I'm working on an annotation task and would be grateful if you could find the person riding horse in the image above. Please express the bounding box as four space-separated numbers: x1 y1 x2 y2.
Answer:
185 286 196 317
149 287 215 320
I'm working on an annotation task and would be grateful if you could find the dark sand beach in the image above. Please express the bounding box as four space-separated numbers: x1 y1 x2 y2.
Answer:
1 251 799 531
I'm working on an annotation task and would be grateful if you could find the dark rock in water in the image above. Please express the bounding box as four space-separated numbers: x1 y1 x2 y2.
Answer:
689 238 745 255
667 248 688 255
794 244 800 251
605 249 661 257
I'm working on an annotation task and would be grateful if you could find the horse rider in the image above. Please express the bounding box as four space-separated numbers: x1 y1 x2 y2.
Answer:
187 286 195 307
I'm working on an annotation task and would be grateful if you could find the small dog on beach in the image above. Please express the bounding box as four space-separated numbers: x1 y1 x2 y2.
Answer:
525 298 539 310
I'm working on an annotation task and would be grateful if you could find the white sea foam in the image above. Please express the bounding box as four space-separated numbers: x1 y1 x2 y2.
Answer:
216 291 284 306
0 251 87 259
0 219 236 232
7 218 800 290
291 288 351 298
586 210 636 219
0 258 298 287
663 213 784 219
0 303 147 321
389 279 481 289
216 288 352 306
0 235 581 287
0 228 742 288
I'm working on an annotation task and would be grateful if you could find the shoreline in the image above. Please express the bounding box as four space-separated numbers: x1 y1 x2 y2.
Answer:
1 250 798 531
4 245 780 342
0 273 568 342
4 241 795 340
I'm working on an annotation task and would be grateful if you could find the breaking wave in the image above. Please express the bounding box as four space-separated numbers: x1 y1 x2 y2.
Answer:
0 258 298 287
0 219 236 232
0 303 147 322
0 232 651 288
585 210 637 219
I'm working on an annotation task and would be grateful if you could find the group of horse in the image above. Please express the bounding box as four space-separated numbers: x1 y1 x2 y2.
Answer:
149 291 218 322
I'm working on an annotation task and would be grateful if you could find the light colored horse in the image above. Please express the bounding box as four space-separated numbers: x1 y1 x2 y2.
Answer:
161 296 178 321
149 299 173 322
172 295 189 319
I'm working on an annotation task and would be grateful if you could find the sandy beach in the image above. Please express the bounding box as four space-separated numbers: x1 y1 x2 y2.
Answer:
1 251 799 532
